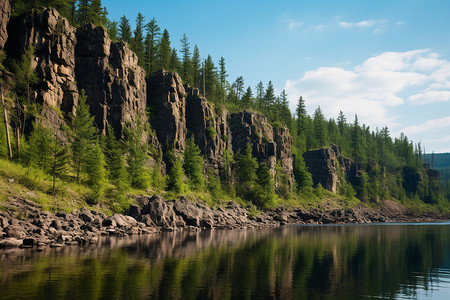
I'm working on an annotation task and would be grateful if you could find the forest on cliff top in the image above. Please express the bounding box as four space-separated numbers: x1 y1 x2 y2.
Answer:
0 0 448 215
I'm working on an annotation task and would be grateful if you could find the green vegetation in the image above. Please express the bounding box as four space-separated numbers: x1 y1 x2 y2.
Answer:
1 0 447 215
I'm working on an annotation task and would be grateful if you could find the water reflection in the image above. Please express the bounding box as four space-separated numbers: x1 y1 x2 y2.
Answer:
1 224 450 299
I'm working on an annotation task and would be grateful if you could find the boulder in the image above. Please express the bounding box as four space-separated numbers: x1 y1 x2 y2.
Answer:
141 194 177 228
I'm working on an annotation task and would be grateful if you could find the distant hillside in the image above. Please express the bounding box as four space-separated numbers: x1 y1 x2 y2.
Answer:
423 153 450 169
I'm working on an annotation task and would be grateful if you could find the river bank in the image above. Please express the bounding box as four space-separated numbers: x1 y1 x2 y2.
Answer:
1 194 448 250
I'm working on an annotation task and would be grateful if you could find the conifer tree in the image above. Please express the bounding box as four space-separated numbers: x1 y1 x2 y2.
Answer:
159 29 171 70
104 126 129 189
241 86 253 109
167 154 185 194
293 154 313 193
180 33 192 85
132 13 145 66
124 121 149 189
170 48 181 73
144 18 161 74
203 55 217 100
86 0 106 26
313 106 328 148
50 133 69 195
279 90 291 127
27 125 53 172
118 15 132 43
296 96 307 134
255 81 265 111
86 141 106 201
77 0 90 25
183 136 205 190
264 81 276 117
69 90 97 181
235 143 258 193
192 45 201 88
351 114 363 162
106 20 118 41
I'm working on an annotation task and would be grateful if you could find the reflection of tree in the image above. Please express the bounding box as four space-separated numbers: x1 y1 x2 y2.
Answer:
0 225 449 299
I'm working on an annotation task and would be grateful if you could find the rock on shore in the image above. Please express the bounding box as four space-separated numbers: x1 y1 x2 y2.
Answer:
1 195 447 250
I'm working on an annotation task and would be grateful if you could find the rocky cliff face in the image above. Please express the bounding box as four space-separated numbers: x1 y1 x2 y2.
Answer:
147 70 187 152
303 148 338 193
6 8 78 134
76 24 147 136
5 8 147 138
0 0 10 50
185 86 231 172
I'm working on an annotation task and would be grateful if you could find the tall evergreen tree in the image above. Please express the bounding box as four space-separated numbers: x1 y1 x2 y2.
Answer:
144 18 161 74
69 90 98 181
132 13 145 66
351 114 363 162
191 45 201 88
279 89 291 127
203 55 217 100
255 81 265 111
170 48 181 73
263 81 276 116
159 29 171 70
118 15 132 43
183 136 205 190
50 133 69 195
106 20 118 41
77 0 90 25
296 96 307 134
235 143 258 191
27 125 53 172
104 125 129 189
241 86 253 109
312 106 328 148
167 155 185 194
86 0 106 26
180 33 192 85
124 121 149 189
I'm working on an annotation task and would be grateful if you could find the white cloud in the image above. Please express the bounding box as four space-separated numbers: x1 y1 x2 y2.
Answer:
408 91 450 105
338 19 387 33
284 49 450 131
285 18 303 31
402 117 450 135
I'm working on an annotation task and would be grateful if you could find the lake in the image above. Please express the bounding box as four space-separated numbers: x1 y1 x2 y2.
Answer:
1 223 450 299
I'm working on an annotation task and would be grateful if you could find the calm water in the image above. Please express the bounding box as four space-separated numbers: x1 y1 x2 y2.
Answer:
2 223 450 299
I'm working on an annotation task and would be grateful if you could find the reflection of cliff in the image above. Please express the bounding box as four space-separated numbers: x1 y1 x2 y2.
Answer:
1 225 449 299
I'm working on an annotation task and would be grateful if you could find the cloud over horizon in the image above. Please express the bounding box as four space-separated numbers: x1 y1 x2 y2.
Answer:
284 49 450 137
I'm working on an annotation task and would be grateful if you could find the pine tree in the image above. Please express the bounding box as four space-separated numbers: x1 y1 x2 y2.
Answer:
27 125 53 172
235 143 258 192
104 125 129 189
313 106 327 148
77 0 90 25
203 55 217 100
144 18 161 74
351 114 363 162
159 29 171 70
234 76 244 104
293 154 313 193
170 48 181 73
118 15 132 43
50 133 69 195
255 81 265 111
167 155 185 194
132 13 145 66
86 141 106 202
180 33 192 85
192 45 201 88
86 0 106 25
241 86 253 109
106 20 118 41
124 121 149 189
263 81 276 116
69 90 98 181
279 90 291 127
183 136 205 190
296 96 307 134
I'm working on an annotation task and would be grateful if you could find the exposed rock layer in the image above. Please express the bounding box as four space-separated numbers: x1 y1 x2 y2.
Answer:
0 0 10 50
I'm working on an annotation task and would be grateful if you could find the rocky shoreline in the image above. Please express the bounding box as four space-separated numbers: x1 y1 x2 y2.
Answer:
0 195 448 250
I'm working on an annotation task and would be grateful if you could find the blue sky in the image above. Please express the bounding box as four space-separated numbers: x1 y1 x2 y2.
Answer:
105 0 450 153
